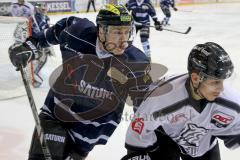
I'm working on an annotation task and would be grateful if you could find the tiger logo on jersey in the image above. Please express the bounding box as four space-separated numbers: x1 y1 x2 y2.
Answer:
173 123 209 156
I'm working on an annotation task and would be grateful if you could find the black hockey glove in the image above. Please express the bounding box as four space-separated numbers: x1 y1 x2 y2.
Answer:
173 7 178 11
121 152 151 160
154 21 163 31
9 37 41 69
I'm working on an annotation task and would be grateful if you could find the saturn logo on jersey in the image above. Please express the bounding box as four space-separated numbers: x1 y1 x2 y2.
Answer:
132 118 144 134
78 80 113 100
211 111 234 128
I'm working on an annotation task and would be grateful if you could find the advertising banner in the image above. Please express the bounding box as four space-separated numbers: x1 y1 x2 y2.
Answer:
45 1 72 13
176 0 194 4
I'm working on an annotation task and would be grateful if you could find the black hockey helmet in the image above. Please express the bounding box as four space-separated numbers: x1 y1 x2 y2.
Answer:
96 4 133 26
188 42 234 80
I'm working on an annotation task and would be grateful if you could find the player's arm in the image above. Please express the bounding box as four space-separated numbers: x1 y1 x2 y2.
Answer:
8 16 77 68
125 0 132 11
171 0 178 11
219 135 240 149
121 111 159 160
147 1 162 31
37 16 76 47
217 114 240 149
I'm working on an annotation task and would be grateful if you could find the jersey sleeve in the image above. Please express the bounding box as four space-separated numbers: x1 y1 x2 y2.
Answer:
171 0 176 8
147 1 158 22
214 94 240 149
36 16 76 47
125 98 159 151
217 115 240 149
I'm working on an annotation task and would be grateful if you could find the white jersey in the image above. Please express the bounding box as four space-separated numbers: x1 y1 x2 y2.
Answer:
125 74 240 157
10 2 35 18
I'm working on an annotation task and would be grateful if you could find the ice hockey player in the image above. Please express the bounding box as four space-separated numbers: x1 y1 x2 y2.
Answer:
121 42 240 160
33 2 50 34
9 4 152 160
86 0 96 12
160 0 178 26
10 0 41 39
10 0 34 19
10 0 47 87
31 2 55 88
10 0 35 43
126 0 162 60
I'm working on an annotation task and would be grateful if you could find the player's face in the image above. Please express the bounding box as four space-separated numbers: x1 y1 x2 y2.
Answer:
199 78 224 101
104 25 131 55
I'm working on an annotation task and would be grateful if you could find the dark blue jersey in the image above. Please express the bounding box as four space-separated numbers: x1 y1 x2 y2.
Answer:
32 11 50 37
36 16 152 153
160 0 175 8
126 0 158 25
35 12 49 30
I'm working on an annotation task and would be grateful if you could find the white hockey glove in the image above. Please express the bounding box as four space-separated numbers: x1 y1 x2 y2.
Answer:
8 37 41 69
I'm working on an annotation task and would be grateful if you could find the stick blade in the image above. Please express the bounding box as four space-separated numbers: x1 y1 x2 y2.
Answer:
185 27 191 34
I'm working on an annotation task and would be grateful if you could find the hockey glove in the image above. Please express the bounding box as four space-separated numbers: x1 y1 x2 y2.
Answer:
9 37 41 69
154 21 163 31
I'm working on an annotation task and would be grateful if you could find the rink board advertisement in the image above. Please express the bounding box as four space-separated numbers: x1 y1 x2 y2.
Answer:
1 0 240 15
45 0 72 13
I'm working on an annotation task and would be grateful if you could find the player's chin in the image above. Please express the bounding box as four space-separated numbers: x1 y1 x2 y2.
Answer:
112 48 125 55
207 95 219 101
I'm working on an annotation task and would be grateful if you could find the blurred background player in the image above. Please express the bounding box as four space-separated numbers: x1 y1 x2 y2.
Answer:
32 2 55 87
126 0 162 61
34 2 50 33
86 0 96 12
10 0 34 19
10 0 54 87
160 0 178 26
10 0 35 43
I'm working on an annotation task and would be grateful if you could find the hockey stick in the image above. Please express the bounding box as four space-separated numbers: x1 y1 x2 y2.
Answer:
162 26 191 34
172 8 193 12
143 24 191 34
19 66 52 160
